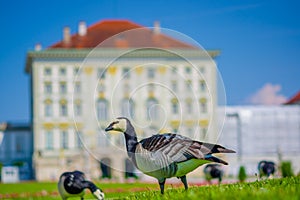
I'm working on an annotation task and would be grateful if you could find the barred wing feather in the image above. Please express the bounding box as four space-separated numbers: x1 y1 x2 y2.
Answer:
139 133 235 165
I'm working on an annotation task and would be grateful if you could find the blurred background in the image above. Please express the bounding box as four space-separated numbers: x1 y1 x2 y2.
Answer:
0 0 299 183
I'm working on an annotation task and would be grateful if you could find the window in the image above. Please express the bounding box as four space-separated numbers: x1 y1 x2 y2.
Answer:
60 82 67 94
98 84 105 92
75 82 81 94
172 66 177 74
123 67 130 79
147 98 159 120
44 68 51 76
44 82 52 94
123 83 130 93
74 67 80 75
200 98 207 113
61 131 68 149
171 81 177 92
171 98 179 114
186 100 192 113
200 67 205 74
45 131 54 150
45 103 52 117
199 80 206 92
148 83 154 92
98 68 106 79
201 102 207 113
121 98 135 118
76 131 83 148
97 99 108 120
185 66 191 74
74 101 82 116
60 99 68 116
147 68 155 79
201 128 207 139
186 80 192 91
60 67 66 75
172 102 178 114
16 135 24 153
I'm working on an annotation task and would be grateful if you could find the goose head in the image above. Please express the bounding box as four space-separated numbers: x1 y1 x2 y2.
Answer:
105 117 128 133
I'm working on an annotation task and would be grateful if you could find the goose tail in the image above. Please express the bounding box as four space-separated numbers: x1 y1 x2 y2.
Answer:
203 143 236 154
204 155 229 165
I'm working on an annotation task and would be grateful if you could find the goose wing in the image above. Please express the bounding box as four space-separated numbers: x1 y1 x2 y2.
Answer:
139 133 235 164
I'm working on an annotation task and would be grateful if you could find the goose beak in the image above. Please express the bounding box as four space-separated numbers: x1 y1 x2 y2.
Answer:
105 124 113 131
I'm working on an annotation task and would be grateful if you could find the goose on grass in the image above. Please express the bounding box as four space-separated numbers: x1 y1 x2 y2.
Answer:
258 160 276 178
105 117 235 194
204 164 224 184
58 170 105 200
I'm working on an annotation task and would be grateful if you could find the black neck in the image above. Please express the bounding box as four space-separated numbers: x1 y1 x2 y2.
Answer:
123 122 138 160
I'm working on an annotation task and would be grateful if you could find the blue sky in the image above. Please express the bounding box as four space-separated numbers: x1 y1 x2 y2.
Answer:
0 0 299 121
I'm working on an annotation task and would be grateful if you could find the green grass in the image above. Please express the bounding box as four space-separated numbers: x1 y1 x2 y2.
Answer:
126 177 300 200
0 177 299 200
0 181 158 199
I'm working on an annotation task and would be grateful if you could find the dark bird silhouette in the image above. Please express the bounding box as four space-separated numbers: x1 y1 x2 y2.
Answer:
105 117 235 194
258 160 276 178
204 164 224 184
58 170 104 200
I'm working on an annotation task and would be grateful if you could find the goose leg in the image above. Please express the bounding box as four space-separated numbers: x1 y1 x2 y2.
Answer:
158 178 166 194
180 175 188 190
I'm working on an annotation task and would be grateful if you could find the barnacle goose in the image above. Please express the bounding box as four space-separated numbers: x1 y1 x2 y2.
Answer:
258 160 276 178
58 170 105 200
105 117 235 194
203 164 224 184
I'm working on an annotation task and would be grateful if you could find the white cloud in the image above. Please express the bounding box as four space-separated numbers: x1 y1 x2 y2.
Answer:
246 83 287 105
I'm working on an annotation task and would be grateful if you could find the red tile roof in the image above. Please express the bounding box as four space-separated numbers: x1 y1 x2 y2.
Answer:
50 19 196 49
285 90 300 105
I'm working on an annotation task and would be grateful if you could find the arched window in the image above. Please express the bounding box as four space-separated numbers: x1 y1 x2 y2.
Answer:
199 80 206 92
59 82 67 94
147 98 159 120
121 98 135 118
59 99 68 116
44 82 52 94
60 130 68 149
44 99 53 117
74 99 82 116
75 130 83 148
186 98 193 113
45 130 53 150
97 99 108 120
199 98 207 113
100 158 112 179
171 98 179 114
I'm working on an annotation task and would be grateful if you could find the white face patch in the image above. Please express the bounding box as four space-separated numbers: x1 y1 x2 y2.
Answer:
117 118 127 132
111 118 127 132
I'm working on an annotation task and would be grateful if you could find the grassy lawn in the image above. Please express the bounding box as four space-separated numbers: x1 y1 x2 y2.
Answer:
127 177 300 200
0 177 299 199
0 181 159 199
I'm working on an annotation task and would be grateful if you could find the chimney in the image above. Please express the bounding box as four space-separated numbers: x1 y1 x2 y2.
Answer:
78 21 87 36
153 21 160 34
34 43 42 51
63 26 71 44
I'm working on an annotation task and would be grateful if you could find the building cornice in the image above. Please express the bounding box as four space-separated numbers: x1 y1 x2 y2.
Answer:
25 48 220 73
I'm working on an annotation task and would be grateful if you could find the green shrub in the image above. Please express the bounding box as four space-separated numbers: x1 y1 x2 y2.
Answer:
238 166 247 182
13 161 24 167
281 161 294 177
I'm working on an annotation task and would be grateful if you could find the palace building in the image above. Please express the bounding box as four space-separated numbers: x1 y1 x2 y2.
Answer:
25 19 220 181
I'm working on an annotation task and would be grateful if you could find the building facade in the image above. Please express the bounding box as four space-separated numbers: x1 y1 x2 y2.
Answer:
219 105 300 176
25 20 219 181
0 122 33 181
